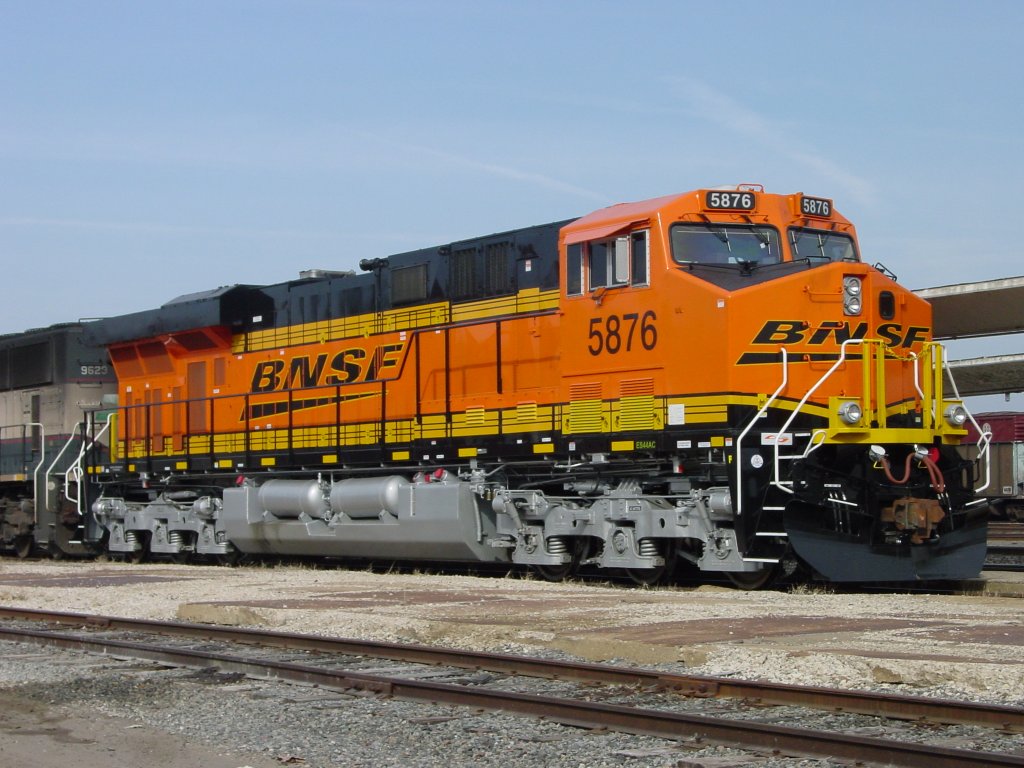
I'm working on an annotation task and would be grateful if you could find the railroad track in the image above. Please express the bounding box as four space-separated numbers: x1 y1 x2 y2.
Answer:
989 522 1024 542
985 522 1024 571
0 607 1020 767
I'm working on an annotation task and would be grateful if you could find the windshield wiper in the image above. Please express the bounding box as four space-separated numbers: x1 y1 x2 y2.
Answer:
704 225 732 252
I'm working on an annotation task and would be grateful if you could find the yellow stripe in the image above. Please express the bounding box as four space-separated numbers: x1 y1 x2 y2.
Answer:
116 392 849 466
236 289 560 353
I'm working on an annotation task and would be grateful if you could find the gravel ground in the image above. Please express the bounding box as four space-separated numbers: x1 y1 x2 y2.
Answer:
0 559 1021 767
0 642 860 768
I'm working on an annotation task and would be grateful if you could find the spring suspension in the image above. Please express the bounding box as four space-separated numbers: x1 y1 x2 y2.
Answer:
547 535 571 555
169 531 185 550
124 531 139 550
638 537 661 557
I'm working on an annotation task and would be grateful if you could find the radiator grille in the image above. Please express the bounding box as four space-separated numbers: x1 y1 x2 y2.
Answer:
568 382 603 433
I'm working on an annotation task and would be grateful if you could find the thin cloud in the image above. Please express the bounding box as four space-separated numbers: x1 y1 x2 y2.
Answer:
0 215 456 253
0 216 340 241
356 132 611 204
668 76 875 206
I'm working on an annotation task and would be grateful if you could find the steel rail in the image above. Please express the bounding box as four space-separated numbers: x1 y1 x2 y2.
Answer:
0 606 1021 732
0 625 1020 768
989 523 1024 541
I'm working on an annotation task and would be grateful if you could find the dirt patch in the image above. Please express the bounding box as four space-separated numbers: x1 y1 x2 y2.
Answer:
573 616 944 645
0 690 277 768
0 568 194 589
176 603 283 627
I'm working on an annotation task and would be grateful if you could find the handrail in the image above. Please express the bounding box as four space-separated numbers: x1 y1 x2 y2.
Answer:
46 425 85 515
734 349 788 519
747 337 990 504
71 414 114 513
28 423 45 526
54 414 114 515
770 338 866 494
114 310 527 462
940 352 993 493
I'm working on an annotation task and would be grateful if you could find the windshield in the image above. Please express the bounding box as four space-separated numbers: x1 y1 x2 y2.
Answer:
788 228 858 262
670 223 781 268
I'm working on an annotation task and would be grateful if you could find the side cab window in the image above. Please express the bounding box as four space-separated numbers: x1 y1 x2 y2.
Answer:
566 229 649 296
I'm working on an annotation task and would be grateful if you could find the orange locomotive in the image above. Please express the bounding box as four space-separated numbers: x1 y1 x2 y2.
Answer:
84 185 989 585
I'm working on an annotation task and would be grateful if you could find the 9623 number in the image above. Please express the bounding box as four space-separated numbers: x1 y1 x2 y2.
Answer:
588 311 657 355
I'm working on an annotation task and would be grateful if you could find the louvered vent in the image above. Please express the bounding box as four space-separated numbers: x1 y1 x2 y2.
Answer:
620 378 654 396
516 402 537 423
568 382 603 433
570 382 602 400
465 407 486 427
619 378 656 430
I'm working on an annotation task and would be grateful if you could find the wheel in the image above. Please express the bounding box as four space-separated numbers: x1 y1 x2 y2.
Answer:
532 562 575 582
530 537 590 582
726 566 778 590
126 547 148 564
626 543 678 586
625 565 670 586
13 536 33 559
215 548 244 567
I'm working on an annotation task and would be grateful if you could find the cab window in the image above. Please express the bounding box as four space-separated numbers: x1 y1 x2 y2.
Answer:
580 230 649 292
670 223 780 267
567 243 583 295
631 230 648 285
788 228 859 263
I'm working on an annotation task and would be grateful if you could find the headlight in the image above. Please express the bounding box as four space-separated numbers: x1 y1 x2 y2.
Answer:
838 400 863 425
944 404 968 427
843 276 863 316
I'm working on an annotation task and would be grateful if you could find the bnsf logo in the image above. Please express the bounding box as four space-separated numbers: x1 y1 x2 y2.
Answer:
250 343 406 393
752 320 929 349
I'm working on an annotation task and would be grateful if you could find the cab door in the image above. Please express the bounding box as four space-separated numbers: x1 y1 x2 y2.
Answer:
560 227 662 437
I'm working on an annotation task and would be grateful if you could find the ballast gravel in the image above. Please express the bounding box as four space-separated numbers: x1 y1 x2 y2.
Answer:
0 644 870 768
0 559 1021 767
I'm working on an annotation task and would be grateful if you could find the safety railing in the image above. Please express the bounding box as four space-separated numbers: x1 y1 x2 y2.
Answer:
735 338 992 503
110 311 561 469
58 415 114 525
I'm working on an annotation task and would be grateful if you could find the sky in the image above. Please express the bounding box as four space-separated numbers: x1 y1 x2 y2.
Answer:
2 0 1022 406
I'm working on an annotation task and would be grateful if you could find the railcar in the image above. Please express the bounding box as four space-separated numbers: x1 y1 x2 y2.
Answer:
0 324 116 557
76 184 990 585
963 412 1024 520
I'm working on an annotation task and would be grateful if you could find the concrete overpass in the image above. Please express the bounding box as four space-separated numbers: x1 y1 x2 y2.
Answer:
915 276 1024 397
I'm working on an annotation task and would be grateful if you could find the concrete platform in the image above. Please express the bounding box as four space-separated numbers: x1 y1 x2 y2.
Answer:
961 568 1024 598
